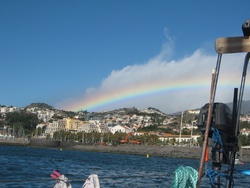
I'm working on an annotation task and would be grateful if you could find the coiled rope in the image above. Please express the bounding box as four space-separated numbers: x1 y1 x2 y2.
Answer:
171 166 198 188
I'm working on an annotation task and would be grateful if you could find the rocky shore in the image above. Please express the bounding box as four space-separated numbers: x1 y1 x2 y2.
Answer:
1 139 250 162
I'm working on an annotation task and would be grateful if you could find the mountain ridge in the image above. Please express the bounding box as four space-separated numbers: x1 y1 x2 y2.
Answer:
2 100 250 116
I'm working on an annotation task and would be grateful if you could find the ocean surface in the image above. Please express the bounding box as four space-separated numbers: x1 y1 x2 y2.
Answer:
0 146 249 188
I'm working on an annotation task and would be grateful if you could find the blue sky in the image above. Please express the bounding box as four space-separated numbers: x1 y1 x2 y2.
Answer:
1 1 250 113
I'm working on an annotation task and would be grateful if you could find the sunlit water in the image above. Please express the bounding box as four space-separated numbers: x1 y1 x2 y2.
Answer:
0 146 249 188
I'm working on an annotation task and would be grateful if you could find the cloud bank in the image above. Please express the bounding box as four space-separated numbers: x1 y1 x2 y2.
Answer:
57 39 249 114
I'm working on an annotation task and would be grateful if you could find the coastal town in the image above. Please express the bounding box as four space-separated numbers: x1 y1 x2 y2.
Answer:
1 103 250 147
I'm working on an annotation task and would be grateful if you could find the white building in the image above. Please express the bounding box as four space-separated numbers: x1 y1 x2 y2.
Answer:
0 106 7 113
78 122 98 133
0 106 19 113
109 125 133 134
45 119 66 137
158 133 200 145
187 109 200 114
97 123 109 133
37 110 55 123
240 128 250 136
36 123 47 129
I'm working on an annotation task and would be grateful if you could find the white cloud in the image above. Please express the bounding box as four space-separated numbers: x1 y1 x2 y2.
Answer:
97 50 248 113
58 39 250 114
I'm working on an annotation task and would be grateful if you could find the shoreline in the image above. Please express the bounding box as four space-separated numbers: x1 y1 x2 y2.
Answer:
71 144 203 159
1 139 250 162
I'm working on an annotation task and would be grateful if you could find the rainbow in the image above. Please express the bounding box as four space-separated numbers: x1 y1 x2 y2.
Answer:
62 76 248 112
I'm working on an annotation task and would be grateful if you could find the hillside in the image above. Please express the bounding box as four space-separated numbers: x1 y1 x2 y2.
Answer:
226 100 250 114
175 100 250 115
4 100 250 115
25 102 54 110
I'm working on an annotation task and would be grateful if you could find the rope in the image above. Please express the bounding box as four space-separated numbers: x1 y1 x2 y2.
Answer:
206 169 220 186
211 128 223 149
171 166 198 188
211 128 229 162
206 168 234 187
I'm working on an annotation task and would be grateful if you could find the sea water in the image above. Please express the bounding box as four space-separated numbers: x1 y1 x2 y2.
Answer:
0 146 249 188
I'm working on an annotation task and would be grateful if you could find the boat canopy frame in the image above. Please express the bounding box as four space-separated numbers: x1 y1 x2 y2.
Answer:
197 20 250 188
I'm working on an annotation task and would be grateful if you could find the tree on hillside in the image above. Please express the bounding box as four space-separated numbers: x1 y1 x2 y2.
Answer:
5 111 40 138
238 134 250 146
25 102 53 110
240 121 250 129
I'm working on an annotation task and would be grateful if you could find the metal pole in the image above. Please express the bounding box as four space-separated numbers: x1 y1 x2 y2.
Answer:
197 54 222 188
236 52 250 135
226 88 238 188
179 111 183 145
190 121 195 146
197 69 216 187
226 52 250 188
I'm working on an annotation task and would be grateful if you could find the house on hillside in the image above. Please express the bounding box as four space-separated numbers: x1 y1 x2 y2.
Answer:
109 125 133 134
240 128 250 136
187 109 200 114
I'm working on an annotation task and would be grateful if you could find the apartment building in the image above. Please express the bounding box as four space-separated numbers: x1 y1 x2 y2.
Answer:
45 119 66 137
65 118 84 132
78 122 98 133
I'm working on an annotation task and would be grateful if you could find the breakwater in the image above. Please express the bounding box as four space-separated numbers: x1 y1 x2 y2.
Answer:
72 144 202 159
1 139 250 162
0 139 29 146
29 139 60 148
0 139 83 148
